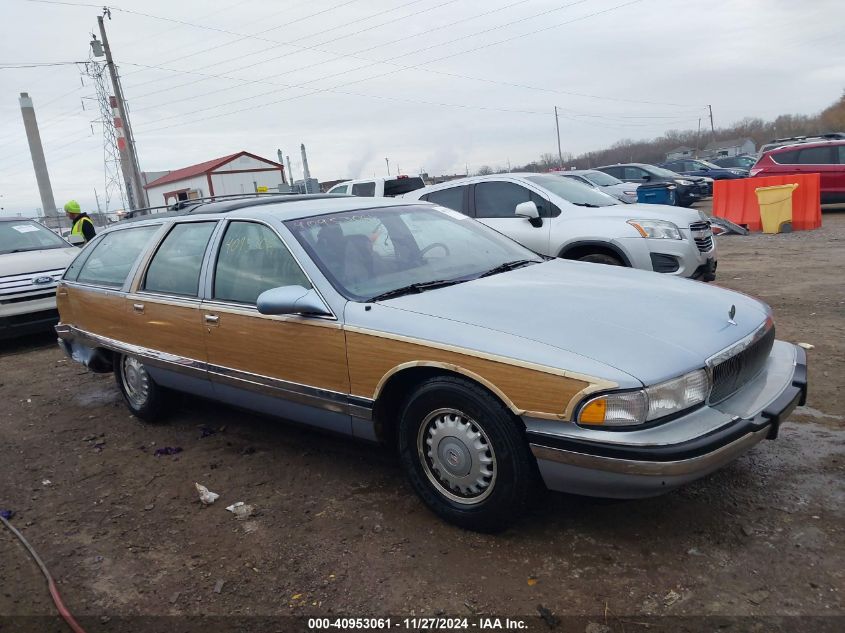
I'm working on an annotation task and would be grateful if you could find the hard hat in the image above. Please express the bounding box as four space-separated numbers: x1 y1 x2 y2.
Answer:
64 200 81 214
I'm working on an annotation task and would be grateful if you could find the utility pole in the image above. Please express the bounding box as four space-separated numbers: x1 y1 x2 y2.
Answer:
554 106 563 169
708 104 715 136
697 118 701 156
97 11 146 209
385 157 390 176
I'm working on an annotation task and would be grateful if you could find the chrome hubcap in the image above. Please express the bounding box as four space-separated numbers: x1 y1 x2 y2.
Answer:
417 408 496 505
121 356 150 408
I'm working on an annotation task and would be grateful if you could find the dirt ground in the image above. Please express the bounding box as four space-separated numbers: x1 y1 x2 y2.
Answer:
1 209 843 633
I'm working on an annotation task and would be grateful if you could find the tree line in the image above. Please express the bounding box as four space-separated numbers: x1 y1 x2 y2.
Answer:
475 90 845 175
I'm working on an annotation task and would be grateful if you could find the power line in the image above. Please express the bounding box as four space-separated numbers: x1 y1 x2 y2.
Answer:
124 0 454 93
131 0 591 120
137 0 654 134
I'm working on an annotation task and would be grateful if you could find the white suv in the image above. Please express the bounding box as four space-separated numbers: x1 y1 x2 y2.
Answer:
403 173 716 280
0 218 79 338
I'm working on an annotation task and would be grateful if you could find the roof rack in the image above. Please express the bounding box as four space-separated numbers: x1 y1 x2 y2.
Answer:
122 192 345 222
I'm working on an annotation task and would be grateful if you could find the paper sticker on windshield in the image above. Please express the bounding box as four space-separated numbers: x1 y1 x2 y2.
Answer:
434 206 469 220
12 225 39 233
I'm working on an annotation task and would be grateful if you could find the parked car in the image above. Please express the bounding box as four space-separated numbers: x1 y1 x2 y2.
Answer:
557 169 639 203
327 175 426 197
659 158 748 180
758 132 845 156
55 194 807 531
405 174 716 280
0 217 78 338
595 163 710 206
710 154 757 170
749 140 845 204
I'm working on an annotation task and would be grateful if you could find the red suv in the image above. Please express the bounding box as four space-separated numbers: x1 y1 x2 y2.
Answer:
750 140 845 204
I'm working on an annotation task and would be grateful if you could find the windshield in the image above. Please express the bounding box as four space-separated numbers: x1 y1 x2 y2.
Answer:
581 171 622 186
696 160 721 169
525 175 621 207
285 205 542 301
647 165 683 178
0 220 69 255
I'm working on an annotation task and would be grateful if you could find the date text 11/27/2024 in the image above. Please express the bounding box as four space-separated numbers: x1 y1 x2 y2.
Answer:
308 617 529 630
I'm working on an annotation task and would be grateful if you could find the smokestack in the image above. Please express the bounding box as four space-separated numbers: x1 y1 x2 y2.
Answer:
277 148 287 185
300 143 311 181
286 155 294 185
19 92 58 218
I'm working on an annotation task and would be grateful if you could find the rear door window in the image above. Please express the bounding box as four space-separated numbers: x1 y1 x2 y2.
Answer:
329 184 349 194
144 222 216 297
383 176 425 197
351 182 376 196
424 186 467 213
73 225 159 287
838 145 845 164
601 166 622 178
797 146 834 165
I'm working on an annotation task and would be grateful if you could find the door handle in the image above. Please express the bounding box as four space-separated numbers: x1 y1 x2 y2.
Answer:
204 314 219 324
132 303 145 313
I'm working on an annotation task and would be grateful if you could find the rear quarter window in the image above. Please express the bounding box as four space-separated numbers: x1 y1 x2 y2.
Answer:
72 225 159 287
351 182 376 196
772 149 799 164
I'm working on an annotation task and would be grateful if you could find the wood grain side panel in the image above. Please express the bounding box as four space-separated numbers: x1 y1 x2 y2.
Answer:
62 285 128 341
205 312 349 393
346 331 589 417
123 299 206 362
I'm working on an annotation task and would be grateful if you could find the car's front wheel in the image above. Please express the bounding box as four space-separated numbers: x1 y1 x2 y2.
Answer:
114 354 167 422
398 376 538 532
577 252 623 266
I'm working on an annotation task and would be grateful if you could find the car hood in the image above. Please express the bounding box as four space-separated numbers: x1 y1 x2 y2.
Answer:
602 183 638 195
377 259 770 385
560 201 702 225
0 247 78 276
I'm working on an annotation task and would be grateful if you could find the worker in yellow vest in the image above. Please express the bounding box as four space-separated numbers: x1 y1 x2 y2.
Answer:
63 200 96 243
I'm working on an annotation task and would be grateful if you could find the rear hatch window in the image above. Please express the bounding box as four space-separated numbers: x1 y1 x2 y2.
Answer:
384 176 425 197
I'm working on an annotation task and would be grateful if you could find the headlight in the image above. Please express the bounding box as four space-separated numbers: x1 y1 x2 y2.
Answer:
577 369 710 427
731 170 745 175
674 179 694 186
627 219 682 239
623 190 637 196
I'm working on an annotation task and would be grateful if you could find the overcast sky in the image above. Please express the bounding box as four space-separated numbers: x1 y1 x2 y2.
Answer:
0 0 843 215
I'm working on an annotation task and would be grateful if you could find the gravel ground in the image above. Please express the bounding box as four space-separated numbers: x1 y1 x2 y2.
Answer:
1 210 843 633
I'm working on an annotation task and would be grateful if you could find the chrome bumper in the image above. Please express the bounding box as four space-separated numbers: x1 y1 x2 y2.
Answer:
527 342 807 498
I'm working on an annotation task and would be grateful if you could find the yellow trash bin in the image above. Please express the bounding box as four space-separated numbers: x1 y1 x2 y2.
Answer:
755 184 798 234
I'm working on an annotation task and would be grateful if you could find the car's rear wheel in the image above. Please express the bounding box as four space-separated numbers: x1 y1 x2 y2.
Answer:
114 354 166 422
397 376 537 532
578 252 623 266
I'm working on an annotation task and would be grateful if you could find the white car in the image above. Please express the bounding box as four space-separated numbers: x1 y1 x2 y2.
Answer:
327 175 426 198
0 218 79 338
558 169 640 203
403 173 717 280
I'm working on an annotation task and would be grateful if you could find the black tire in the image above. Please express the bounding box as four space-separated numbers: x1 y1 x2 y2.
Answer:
397 376 539 532
114 354 167 422
577 252 623 266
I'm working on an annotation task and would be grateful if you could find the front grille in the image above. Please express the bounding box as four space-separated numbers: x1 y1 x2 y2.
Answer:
689 221 714 252
0 291 55 305
709 325 776 404
0 268 64 297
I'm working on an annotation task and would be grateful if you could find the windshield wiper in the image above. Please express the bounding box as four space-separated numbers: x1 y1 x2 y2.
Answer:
571 202 602 208
369 279 465 302
477 259 539 278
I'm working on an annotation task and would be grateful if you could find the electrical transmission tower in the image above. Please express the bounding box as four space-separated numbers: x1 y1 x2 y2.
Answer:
81 60 127 212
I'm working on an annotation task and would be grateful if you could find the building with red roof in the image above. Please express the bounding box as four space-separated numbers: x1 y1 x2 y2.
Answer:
143 151 286 206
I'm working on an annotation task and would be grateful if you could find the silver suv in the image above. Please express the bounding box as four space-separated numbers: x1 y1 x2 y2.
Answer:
403 173 716 280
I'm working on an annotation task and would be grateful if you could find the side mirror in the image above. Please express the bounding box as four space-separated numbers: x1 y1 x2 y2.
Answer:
515 201 543 227
256 285 331 317
641 174 651 182
67 235 84 247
